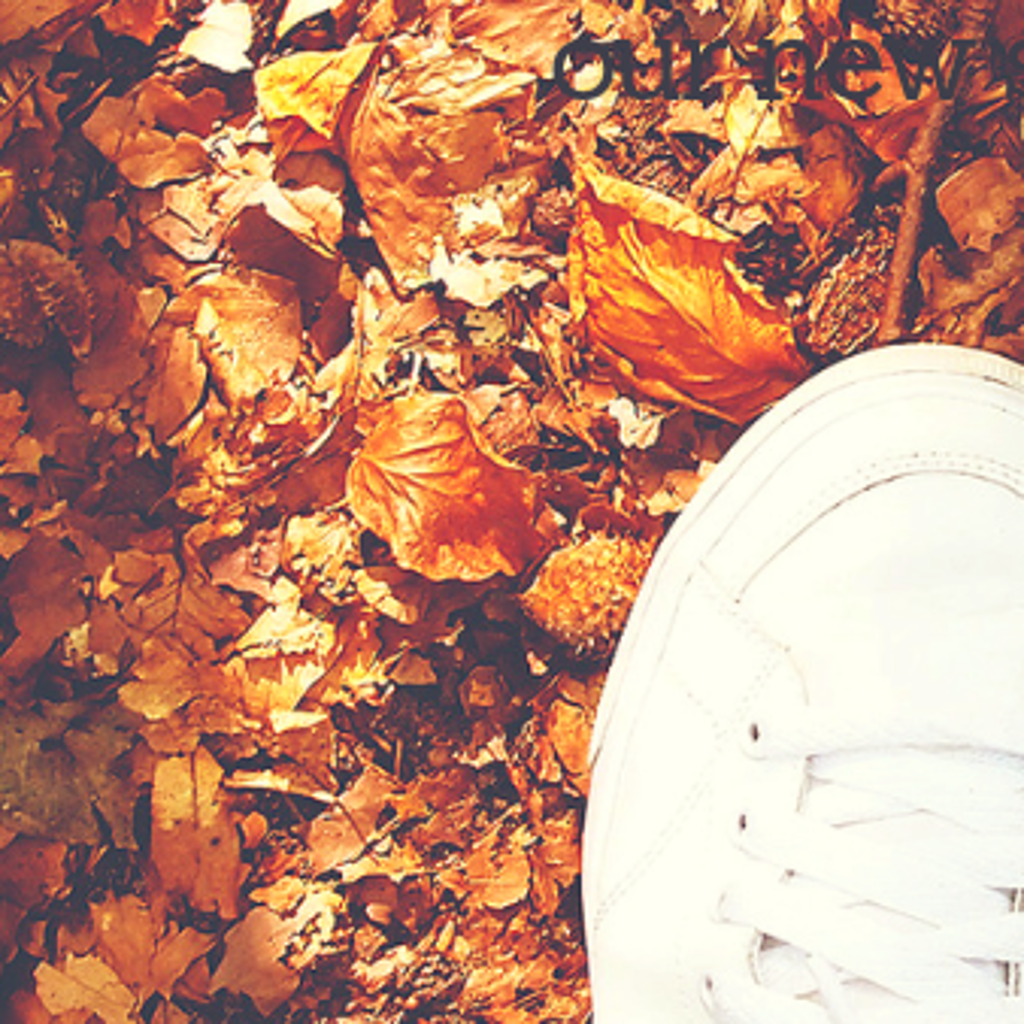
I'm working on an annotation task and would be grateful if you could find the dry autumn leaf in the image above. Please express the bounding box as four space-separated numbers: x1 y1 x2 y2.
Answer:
255 45 378 139
347 393 542 581
179 0 253 74
35 953 136 1024
450 0 577 77
463 822 532 910
210 892 339 1014
82 81 209 190
340 39 536 288
0 0 96 45
151 747 244 919
570 162 809 423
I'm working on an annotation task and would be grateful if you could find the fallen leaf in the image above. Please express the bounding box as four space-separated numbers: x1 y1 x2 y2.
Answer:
35 953 136 1024
570 161 808 422
82 81 209 189
429 242 548 307
0 0 97 45
144 325 207 445
157 267 301 408
255 45 377 138
101 0 173 44
464 822 531 910
0 534 87 679
347 392 542 581
276 0 343 37
179 0 253 74
151 747 244 918
546 698 590 780
341 40 536 288
450 0 577 77
937 158 1024 254
210 891 339 1013
283 511 358 602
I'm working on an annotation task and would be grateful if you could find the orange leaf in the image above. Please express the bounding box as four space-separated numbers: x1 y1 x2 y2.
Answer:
347 393 541 581
569 162 808 423
451 0 576 77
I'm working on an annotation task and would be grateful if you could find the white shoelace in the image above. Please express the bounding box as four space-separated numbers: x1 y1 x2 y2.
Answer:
704 706 1024 1024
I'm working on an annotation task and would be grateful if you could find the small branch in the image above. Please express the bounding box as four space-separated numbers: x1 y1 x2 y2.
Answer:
0 73 38 125
877 0 1000 343
878 99 952 342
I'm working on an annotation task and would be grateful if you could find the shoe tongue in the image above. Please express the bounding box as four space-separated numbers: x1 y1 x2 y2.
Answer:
742 474 1024 715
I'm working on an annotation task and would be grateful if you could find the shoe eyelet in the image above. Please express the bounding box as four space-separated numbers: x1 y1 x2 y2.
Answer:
710 888 731 923
699 972 717 1011
740 719 764 758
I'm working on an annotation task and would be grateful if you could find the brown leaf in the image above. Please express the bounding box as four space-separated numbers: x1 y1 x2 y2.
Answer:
308 765 396 873
100 0 173 44
545 698 590 780
154 267 301 409
464 823 531 910
207 523 284 601
937 158 1024 255
451 0 577 77
347 393 541 581
209 906 303 1013
82 82 208 189
0 0 98 45
144 325 207 445
151 748 244 919
570 162 808 423
35 953 136 1024
0 535 87 678
341 41 535 288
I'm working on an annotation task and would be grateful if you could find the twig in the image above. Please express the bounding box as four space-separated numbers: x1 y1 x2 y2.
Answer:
0 73 38 124
877 0 1000 342
878 99 952 342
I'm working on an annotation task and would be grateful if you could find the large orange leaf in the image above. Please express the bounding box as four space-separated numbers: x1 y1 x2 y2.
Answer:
570 162 808 423
347 393 541 582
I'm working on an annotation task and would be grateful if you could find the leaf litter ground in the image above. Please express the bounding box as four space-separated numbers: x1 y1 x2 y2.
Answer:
0 0 1022 1020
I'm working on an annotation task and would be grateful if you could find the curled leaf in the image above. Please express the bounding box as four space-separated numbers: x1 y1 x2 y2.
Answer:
570 162 808 423
347 393 541 581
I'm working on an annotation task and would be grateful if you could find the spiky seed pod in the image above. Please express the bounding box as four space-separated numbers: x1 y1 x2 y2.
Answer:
520 533 656 655
0 240 92 355
873 0 958 43
800 209 899 360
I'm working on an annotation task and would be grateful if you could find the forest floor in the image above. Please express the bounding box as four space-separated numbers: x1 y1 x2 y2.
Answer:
0 0 1022 1020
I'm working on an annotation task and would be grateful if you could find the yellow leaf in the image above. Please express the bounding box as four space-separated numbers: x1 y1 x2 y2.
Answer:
255 44 377 138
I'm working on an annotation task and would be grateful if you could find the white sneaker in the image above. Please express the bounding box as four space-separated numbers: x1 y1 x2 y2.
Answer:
583 344 1024 1024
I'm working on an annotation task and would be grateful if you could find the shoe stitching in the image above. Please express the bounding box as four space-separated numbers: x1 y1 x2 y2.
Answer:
729 451 1024 599
592 565 798 930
